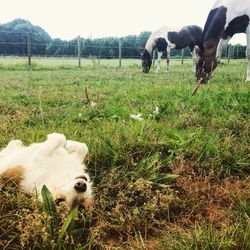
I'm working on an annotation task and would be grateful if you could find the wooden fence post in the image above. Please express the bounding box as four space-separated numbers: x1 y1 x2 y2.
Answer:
98 46 101 64
227 44 231 63
181 49 184 64
27 32 31 66
119 38 122 68
77 36 81 68
231 45 235 60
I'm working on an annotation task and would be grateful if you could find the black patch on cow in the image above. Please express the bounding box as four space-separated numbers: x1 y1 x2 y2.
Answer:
186 25 203 50
155 38 168 52
141 49 151 60
203 6 227 42
222 15 250 39
167 25 203 50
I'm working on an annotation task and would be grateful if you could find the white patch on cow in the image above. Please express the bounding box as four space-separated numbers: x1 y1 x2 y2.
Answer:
145 26 179 54
212 0 250 30
156 51 163 72
192 46 200 72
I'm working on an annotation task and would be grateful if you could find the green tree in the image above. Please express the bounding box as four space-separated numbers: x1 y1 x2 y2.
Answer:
0 18 51 55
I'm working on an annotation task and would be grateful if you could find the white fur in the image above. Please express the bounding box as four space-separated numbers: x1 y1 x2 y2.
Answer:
0 133 92 210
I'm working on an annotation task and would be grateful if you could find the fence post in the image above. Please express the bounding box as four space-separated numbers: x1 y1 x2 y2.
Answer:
119 38 122 68
231 45 235 60
27 32 31 66
98 46 101 64
77 36 81 68
181 49 184 64
227 44 231 63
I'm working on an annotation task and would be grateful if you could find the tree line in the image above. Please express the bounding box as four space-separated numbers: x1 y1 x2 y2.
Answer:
0 18 247 59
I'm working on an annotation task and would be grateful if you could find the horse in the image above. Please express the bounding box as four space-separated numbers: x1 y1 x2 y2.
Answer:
195 0 250 83
141 25 203 73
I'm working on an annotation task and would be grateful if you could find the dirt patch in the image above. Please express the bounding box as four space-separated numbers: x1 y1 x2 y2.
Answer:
0 157 249 249
171 157 250 228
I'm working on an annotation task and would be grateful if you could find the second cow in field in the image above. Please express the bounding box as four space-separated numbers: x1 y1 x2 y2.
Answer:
141 25 203 73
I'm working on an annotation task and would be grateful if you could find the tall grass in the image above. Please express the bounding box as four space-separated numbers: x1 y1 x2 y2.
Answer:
0 58 249 249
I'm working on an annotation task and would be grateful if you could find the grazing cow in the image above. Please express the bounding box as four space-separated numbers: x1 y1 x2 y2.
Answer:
141 25 203 73
196 0 250 83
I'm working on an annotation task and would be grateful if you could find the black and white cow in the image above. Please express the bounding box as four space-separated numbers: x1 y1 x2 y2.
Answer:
141 25 203 73
196 0 250 83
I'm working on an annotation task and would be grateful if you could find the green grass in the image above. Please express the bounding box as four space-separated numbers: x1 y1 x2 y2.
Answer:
0 58 249 249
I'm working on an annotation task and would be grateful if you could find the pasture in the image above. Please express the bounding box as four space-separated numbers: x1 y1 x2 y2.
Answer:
0 58 249 249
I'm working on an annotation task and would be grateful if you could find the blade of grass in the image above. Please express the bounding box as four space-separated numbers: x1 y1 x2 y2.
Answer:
56 207 78 250
41 185 57 239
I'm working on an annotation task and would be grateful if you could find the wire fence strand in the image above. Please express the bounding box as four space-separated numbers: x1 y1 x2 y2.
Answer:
0 31 246 66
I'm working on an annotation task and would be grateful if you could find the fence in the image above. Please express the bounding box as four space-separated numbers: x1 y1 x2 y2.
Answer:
0 31 246 68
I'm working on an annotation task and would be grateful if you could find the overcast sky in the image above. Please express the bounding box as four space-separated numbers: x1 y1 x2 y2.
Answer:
0 0 246 44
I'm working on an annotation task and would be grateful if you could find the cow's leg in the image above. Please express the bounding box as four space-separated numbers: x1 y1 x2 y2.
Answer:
191 45 199 72
166 47 170 71
216 38 230 62
156 51 163 73
246 27 250 82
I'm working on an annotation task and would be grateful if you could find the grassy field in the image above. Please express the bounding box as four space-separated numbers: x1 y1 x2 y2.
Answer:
0 58 249 249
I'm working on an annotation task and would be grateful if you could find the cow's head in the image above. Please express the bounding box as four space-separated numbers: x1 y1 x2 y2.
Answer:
195 44 217 83
141 49 152 73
